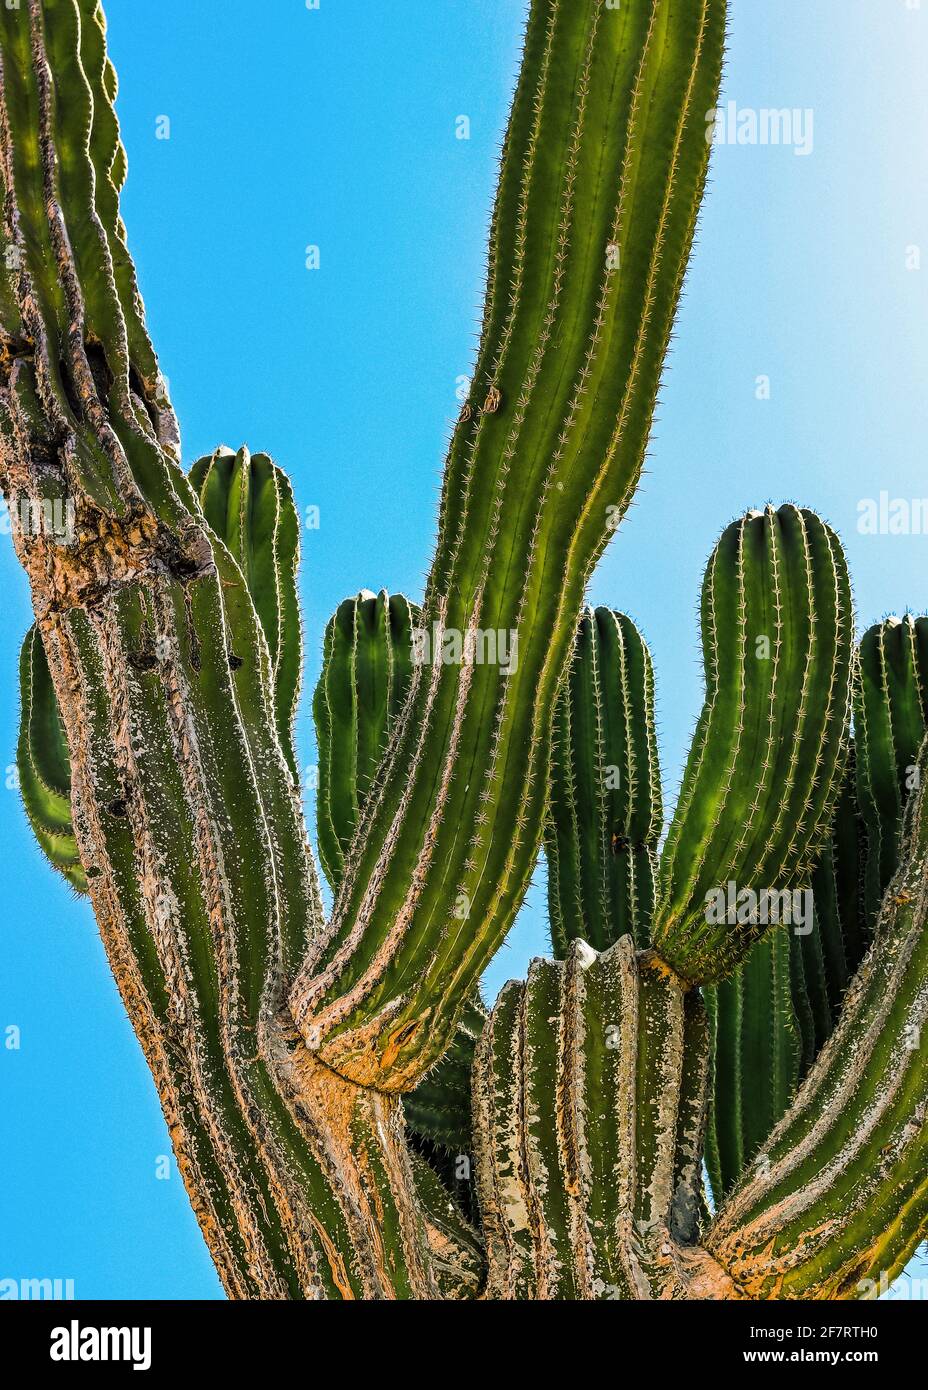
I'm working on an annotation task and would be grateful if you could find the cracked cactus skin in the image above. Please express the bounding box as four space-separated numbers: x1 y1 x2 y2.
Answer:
5 0 928 1306
547 607 662 956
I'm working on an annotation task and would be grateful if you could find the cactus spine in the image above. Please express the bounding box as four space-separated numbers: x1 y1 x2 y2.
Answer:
4 0 928 1303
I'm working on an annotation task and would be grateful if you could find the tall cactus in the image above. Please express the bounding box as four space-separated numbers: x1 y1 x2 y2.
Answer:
4 0 928 1304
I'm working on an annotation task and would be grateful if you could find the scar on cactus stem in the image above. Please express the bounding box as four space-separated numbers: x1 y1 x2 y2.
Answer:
3 0 928 1301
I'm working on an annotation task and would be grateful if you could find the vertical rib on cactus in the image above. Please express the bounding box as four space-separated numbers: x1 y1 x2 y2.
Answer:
0 0 448 1300
856 614 928 932
472 938 717 1300
291 0 728 1091
704 930 801 1202
707 736 928 1298
313 589 419 892
653 505 854 984
17 623 86 891
546 607 662 956
189 445 303 781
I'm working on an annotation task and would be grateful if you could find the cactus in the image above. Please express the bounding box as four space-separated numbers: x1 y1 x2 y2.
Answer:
3 0 928 1303
546 607 662 956
17 623 86 891
313 589 419 892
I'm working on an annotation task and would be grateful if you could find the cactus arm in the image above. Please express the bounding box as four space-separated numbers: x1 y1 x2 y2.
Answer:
402 993 485 1158
704 931 802 1201
291 0 728 1091
705 682 905 1205
857 615 928 930
546 607 662 955
652 506 854 984
472 938 716 1300
189 446 304 780
17 623 86 891
311 588 481 1164
707 741 928 1298
312 590 419 892
0 0 440 1299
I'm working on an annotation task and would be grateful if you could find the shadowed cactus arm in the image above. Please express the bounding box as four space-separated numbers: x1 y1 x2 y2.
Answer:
291 0 728 1091
652 505 854 984
17 623 86 891
705 759 868 1202
857 615 928 929
546 607 662 956
704 930 801 1202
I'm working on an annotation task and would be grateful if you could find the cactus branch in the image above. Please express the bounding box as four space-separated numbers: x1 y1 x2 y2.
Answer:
290 0 727 1092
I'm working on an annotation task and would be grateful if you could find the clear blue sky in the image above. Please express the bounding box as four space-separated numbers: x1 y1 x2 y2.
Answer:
1 0 926 1299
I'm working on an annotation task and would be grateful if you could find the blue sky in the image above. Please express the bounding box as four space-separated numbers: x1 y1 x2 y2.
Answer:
1 0 926 1299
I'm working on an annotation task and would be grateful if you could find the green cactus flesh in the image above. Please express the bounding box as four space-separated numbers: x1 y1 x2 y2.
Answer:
189 446 304 780
313 589 420 892
17 624 86 892
546 607 662 956
653 505 854 985
857 614 928 929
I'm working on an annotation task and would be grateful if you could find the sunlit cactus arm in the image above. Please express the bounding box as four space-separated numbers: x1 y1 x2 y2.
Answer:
17 623 86 891
546 607 662 956
652 505 854 984
707 738 928 1298
291 0 728 1092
